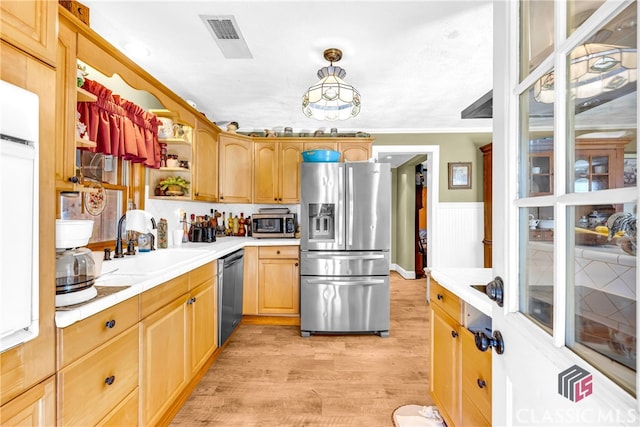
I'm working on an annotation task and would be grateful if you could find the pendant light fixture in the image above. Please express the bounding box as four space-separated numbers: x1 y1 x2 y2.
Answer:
302 48 361 121
534 43 637 103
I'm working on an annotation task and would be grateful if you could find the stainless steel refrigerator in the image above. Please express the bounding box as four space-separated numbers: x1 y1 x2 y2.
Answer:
300 162 391 337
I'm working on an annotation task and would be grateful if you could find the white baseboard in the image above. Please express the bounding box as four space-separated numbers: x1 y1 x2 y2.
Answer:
390 263 416 280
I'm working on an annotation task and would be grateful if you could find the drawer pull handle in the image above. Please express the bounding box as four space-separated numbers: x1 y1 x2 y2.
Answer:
105 320 116 329
451 330 458 338
104 375 115 385
437 294 444 300
277 250 281 254
477 379 487 389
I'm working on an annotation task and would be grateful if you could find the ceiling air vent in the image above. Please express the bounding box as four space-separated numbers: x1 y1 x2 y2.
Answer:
200 15 253 59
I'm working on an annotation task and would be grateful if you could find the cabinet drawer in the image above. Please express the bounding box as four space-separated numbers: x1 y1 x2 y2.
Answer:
57 325 139 426
430 280 462 323
140 274 189 319
57 296 139 367
461 391 491 427
96 387 138 427
259 245 299 259
190 261 216 289
461 328 491 422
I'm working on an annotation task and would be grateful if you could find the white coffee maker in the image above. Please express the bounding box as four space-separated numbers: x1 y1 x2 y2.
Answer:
55 220 97 307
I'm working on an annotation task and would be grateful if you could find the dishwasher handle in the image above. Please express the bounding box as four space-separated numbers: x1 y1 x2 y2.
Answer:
221 249 244 266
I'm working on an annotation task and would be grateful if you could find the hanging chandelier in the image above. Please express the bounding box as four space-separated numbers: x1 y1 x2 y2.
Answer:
534 43 637 103
302 48 361 121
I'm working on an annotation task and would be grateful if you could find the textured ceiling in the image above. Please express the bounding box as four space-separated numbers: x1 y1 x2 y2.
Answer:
82 0 494 135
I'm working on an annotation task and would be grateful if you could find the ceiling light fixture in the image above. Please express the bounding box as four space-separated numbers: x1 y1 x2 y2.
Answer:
302 48 361 121
534 43 637 103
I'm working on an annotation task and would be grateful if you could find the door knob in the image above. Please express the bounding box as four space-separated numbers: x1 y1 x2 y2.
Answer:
485 276 504 307
474 330 505 354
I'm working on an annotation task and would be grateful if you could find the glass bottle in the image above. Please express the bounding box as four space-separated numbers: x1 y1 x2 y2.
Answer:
238 213 246 236
188 213 195 242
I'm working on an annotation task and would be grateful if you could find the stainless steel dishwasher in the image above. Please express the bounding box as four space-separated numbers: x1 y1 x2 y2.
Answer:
217 249 244 347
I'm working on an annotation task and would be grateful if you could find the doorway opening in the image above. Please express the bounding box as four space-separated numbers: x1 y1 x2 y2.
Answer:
372 145 440 279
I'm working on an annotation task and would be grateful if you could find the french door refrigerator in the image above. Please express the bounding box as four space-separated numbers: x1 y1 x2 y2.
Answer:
300 162 391 337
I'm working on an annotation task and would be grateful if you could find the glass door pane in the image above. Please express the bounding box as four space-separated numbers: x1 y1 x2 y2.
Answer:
520 0 555 79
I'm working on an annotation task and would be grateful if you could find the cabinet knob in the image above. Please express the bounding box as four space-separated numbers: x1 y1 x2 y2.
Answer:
105 319 116 329
195 192 199 196
277 250 280 254
295 262 299 267
451 330 458 338
220 195 224 200
68 176 79 184
104 375 115 385
437 293 444 300
474 330 505 355
484 276 504 307
477 378 487 389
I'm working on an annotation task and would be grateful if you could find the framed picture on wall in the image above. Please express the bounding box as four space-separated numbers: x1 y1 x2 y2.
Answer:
448 162 472 189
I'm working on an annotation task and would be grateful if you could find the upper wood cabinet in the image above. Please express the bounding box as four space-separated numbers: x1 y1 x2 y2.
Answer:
219 132 253 203
254 139 302 204
0 0 57 66
303 138 373 162
340 140 372 162
193 121 219 202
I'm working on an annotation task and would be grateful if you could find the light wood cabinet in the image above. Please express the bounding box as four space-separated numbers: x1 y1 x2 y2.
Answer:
339 140 371 162
258 246 300 315
302 138 373 162
57 325 139 426
461 328 492 426
254 139 302 204
242 246 260 315
140 263 217 425
1 40 56 406
430 279 492 427
140 293 190 426
193 120 219 202
0 0 57 66
219 132 253 203
430 287 461 427
0 376 55 426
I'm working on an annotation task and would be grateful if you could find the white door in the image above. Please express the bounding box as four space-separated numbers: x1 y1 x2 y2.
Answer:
492 1 638 425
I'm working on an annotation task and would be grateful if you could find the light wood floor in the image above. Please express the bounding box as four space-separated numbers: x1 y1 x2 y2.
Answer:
170 271 433 426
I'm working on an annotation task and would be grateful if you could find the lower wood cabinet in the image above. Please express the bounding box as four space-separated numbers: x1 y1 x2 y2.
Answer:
258 246 300 314
140 262 217 426
430 279 492 427
140 293 190 426
56 296 140 426
243 246 300 315
57 325 139 426
0 376 55 426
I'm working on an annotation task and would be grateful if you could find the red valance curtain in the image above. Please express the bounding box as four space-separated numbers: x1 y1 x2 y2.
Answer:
77 79 161 168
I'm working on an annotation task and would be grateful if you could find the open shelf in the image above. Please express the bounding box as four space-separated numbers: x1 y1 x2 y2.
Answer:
76 86 97 102
76 138 97 148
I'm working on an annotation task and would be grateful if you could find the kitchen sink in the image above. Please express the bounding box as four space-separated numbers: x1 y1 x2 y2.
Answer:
102 248 210 275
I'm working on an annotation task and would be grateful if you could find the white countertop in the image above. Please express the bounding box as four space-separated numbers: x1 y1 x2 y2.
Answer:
427 267 495 317
55 237 300 328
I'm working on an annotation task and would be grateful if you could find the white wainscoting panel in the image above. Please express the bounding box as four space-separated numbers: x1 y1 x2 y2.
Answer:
433 202 484 268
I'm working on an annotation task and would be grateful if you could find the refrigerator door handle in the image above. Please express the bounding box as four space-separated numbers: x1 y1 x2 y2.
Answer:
305 253 386 260
347 165 354 247
305 278 386 286
338 164 344 247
